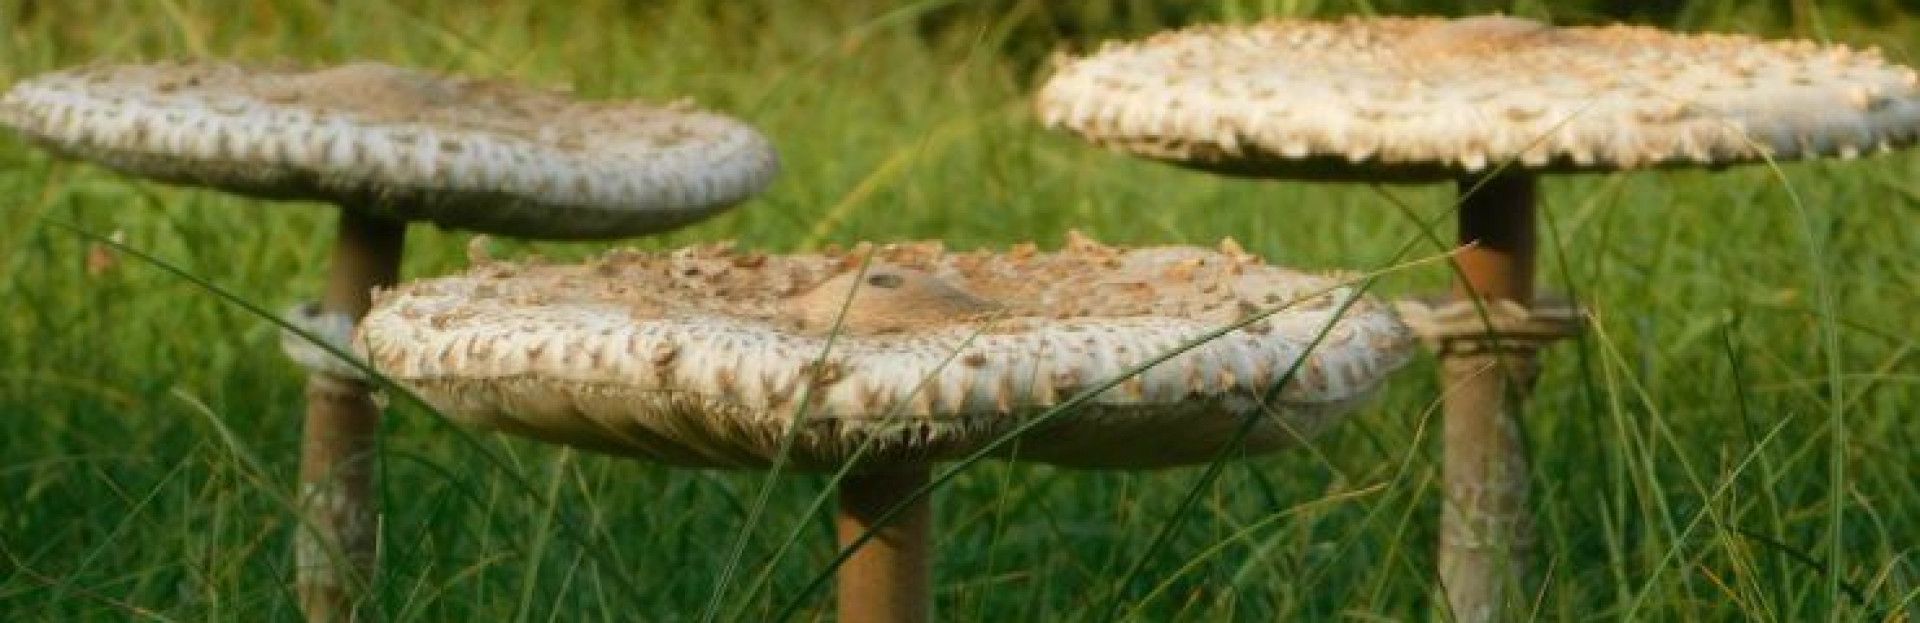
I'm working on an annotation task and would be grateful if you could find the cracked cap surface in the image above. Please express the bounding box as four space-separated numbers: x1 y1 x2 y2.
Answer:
1036 15 1920 181
1 61 779 238
358 234 1414 470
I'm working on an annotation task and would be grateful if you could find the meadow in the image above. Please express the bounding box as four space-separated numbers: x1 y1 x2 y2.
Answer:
2 0 1916 620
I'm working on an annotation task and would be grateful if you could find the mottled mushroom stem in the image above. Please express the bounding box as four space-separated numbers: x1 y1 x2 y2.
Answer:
297 209 406 623
836 466 933 623
1439 171 1539 622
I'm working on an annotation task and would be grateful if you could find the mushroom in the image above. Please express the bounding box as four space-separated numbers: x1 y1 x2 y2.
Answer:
1035 15 1920 620
357 235 1414 622
0 60 779 621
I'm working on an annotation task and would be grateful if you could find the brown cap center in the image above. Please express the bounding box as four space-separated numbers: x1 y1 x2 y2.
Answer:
783 265 1001 335
1401 15 1554 56
260 63 470 120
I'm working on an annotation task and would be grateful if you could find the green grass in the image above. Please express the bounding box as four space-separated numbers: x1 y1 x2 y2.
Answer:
3 0 1917 620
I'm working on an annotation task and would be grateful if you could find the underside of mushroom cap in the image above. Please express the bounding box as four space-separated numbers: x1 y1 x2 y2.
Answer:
358 235 1413 470
0 61 778 239
1036 15 1920 182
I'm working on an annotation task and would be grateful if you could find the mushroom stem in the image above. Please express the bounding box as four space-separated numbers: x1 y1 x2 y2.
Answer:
297 209 406 623
836 466 933 623
1454 173 1536 302
1437 171 1540 623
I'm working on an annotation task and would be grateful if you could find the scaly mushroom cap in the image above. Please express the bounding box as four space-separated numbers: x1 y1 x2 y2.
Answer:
1036 15 1920 181
0 61 779 238
358 234 1413 470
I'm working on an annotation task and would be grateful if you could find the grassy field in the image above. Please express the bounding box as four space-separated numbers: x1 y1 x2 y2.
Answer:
3 0 1916 620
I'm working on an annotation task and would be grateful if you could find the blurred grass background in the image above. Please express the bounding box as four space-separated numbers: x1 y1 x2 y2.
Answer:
2 0 1916 620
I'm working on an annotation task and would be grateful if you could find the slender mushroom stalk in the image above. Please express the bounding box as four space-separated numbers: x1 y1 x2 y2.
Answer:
1 61 779 622
293 211 406 620
1441 171 1538 619
357 236 1415 621
837 466 933 623
1035 14 1920 621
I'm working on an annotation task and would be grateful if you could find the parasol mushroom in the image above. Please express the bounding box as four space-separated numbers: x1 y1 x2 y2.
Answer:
357 234 1415 622
0 60 779 621
1035 15 1920 621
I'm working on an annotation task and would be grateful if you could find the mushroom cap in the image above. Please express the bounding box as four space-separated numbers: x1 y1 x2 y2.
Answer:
1036 15 1920 182
0 61 779 239
358 235 1414 470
